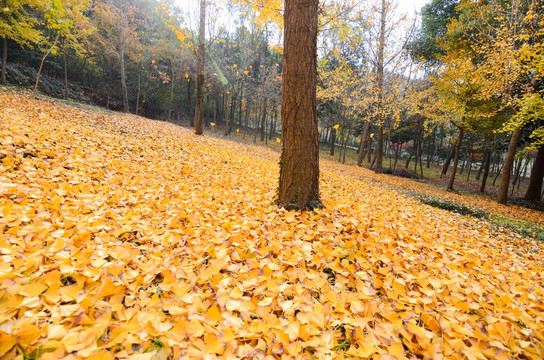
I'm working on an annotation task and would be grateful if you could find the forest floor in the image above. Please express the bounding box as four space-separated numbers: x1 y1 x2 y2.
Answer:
1 89 544 359
181 120 544 241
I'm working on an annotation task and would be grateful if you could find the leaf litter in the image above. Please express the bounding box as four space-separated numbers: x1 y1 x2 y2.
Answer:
1 92 544 359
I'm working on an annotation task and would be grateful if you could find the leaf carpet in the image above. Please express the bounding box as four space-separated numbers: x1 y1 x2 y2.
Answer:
1 92 544 359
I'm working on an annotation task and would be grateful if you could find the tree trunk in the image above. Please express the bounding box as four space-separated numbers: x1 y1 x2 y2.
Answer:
169 63 175 121
525 144 544 201
260 100 267 142
269 108 277 140
466 151 473 182
498 126 522 204
34 34 60 95
119 10 129 113
480 148 492 193
63 40 68 100
441 147 455 178
376 125 384 173
405 150 413 169
278 0 320 210
135 65 141 115
188 78 194 126
194 0 206 134
518 159 529 191
447 125 464 191
393 143 401 171
1 37 6 85
329 127 336 156
374 0 386 174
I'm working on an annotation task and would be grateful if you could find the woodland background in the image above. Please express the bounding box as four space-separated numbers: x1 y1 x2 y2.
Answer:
1 0 543 205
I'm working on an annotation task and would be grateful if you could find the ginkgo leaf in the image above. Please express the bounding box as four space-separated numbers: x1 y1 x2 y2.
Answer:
206 306 222 324
1 92 543 360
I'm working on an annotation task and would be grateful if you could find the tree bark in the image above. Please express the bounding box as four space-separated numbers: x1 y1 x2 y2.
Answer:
374 0 386 174
357 121 370 166
34 33 60 95
1 37 6 85
63 39 68 100
119 6 129 113
135 65 141 115
447 125 464 191
376 125 384 173
498 126 522 204
194 0 206 134
524 144 544 201
169 62 176 121
260 100 267 142
480 148 492 193
441 147 455 178
330 127 336 156
278 0 320 210
188 78 194 126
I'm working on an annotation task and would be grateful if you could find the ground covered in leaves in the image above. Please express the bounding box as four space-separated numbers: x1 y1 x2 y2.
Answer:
1 91 544 359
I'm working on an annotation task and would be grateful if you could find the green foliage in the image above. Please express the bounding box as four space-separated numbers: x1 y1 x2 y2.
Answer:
408 0 459 65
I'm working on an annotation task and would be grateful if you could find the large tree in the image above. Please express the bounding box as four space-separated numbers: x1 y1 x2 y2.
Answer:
277 0 321 210
193 0 205 135
0 0 47 85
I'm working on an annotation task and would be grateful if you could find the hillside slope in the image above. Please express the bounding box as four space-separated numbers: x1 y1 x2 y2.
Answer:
1 91 543 359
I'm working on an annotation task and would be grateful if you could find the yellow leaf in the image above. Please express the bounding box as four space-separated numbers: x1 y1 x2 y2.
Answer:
206 305 222 324
204 333 225 354
333 124 340 130
19 283 48 297
0 332 16 357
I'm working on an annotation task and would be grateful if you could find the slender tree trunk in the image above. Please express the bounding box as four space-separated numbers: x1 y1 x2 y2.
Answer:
466 152 473 181
269 108 277 140
260 100 268 142
239 85 243 125
518 159 529 191
447 125 464 191
476 150 486 181
225 96 231 136
405 150 413 169
393 143 401 171
367 135 373 163
214 95 218 124
374 0 386 174
357 121 370 166
498 126 522 204
330 127 336 156
525 144 544 201
480 148 492 193
135 65 141 115
376 125 384 173
194 0 206 134
427 131 433 168
441 147 455 178
493 162 504 186
63 40 68 100
169 63 175 121
1 37 6 85
188 78 194 126
119 10 129 113
418 131 424 178
34 34 60 95
278 0 320 210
